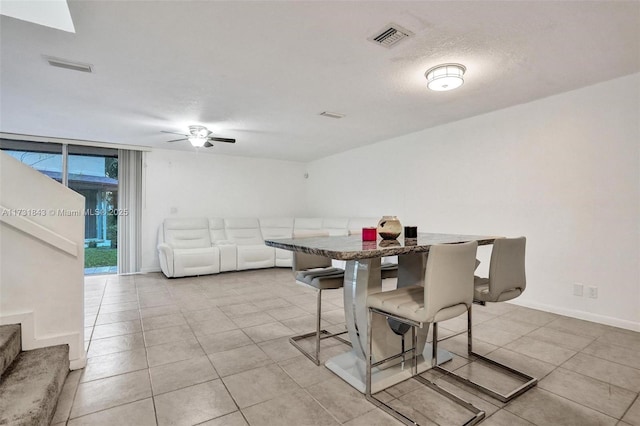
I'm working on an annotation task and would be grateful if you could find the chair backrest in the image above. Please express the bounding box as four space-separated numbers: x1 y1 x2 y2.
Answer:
162 218 212 249
224 218 264 245
488 237 526 301
259 217 294 240
294 218 324 236
292 251 333 273
208 218 227 242
423 241 478 321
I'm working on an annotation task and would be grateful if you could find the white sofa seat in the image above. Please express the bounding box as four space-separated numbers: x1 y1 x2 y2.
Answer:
224 218 275 270
209 218 237 272
260 217 294 267
158 218 220 278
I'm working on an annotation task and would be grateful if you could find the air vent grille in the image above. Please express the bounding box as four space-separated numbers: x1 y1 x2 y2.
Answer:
368 23 413 48
44 56 93 73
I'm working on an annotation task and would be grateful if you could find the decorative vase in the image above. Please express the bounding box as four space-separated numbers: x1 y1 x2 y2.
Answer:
377 216 402 240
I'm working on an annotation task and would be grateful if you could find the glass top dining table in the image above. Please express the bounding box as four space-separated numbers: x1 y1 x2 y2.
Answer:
265 232 498 394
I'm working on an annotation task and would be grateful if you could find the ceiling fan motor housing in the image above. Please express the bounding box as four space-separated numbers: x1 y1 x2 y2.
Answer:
189 125 210 138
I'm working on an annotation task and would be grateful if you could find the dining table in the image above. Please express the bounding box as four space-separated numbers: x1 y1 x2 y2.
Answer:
265 232 498 394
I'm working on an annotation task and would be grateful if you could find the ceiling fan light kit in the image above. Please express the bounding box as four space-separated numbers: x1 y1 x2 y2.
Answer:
161 125 236 148
425 63 466 91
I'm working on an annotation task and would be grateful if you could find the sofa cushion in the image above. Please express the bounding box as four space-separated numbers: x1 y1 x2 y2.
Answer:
236 246 275 270
173 247 220 277
260 218 294 267
322 217 349 236
163 218 212 249
209 218 228 242
294 218 323 235
224 218 265 245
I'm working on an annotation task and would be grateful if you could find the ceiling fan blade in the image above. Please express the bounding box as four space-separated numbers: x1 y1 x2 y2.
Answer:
166 138 187 143
208 137 236 143
203 141 214 148
161 130 188 136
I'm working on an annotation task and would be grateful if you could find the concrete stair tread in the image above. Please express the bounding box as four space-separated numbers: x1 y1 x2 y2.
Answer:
0 324 21 378
0 345 69 426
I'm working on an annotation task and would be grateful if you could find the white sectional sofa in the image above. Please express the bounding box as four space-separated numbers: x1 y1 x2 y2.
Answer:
157 216 379 278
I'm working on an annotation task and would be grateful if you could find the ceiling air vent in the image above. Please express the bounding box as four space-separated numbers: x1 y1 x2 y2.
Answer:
44 56 93 73
320 111 345 119
368 23 413 48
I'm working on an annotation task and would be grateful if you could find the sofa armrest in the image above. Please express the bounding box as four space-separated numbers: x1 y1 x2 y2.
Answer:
157 243 174 277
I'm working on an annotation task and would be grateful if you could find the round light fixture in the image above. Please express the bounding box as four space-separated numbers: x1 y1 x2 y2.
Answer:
188 125 209 147
188 136 206 147
425 63 466 91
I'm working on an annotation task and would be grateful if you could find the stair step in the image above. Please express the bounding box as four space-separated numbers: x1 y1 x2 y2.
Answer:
0 345 69 426
0 324 21 379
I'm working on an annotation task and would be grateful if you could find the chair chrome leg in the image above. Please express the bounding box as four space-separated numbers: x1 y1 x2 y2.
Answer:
315 289 322 363
413 375 486 426
412 325 417 377
365 310 486 426
432 323 438 368
467 305 473 356
435 305 537 403
289 289 351 366
366 307 373 397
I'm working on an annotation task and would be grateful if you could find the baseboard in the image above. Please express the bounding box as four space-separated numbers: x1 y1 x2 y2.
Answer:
0 312 87 368
507 299 640 332
70 354 87 370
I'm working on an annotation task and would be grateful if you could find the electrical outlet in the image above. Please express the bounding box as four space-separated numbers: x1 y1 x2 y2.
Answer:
573 283 584 297
588 286 598 299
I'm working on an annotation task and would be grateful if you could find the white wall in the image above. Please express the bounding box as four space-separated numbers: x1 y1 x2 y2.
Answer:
306 73 640 330
141 149 309 272
0 152 86 368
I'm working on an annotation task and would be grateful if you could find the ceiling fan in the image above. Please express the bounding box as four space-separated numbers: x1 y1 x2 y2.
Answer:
161 125 236 148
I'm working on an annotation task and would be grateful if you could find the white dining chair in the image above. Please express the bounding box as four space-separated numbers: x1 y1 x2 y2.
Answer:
439 236 537 402
365 241 485 426
290 251 350 365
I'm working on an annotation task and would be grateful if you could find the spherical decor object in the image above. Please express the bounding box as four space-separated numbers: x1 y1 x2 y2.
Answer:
377 216 402 240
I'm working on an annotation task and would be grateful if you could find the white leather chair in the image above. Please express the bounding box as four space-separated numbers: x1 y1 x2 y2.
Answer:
224 218 275 270
157 218 220 278
365 242 485 426
259 218 294 267
441 237 537 403
290 247 350 365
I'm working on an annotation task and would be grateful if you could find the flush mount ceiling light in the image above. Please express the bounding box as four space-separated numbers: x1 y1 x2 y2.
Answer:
425 63 466 91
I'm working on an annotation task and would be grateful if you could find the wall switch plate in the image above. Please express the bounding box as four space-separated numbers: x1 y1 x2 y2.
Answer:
170 207 178 214
573 283 584 297
588 286 598 299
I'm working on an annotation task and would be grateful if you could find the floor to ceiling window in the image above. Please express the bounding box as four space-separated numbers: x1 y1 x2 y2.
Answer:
0 138 141 275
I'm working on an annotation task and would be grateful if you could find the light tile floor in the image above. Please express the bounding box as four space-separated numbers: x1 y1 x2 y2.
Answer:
53 269 640 425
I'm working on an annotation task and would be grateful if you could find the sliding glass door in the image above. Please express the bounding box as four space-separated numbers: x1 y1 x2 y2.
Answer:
1 139 122 275
67 145 119 274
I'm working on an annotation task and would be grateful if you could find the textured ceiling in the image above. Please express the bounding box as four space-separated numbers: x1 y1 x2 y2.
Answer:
1 1 638 162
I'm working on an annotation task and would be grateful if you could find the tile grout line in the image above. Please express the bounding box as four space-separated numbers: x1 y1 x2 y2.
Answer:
136 277 161 426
